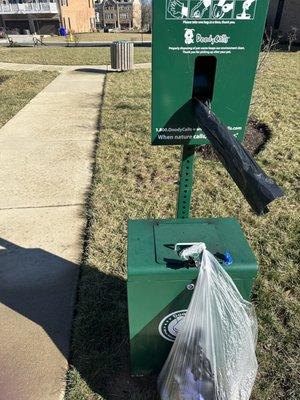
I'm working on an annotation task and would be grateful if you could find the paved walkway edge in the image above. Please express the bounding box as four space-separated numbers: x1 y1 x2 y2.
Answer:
0 61 151 72
0 67 106 400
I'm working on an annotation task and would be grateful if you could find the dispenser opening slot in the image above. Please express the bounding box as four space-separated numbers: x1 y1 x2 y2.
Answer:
192 56 217 104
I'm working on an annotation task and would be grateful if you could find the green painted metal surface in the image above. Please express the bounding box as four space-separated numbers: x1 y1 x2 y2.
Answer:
127 218 258 375
152 0 270 146
177 145 196 218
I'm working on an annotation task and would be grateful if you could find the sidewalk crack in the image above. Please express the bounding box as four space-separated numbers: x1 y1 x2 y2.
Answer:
0 203 84 211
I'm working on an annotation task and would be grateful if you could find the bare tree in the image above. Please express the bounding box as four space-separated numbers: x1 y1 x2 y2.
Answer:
256 27 281 73
141 0 152 31
287 27 298 51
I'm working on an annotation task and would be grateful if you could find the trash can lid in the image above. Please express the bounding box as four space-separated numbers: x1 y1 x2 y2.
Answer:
127 218 257 282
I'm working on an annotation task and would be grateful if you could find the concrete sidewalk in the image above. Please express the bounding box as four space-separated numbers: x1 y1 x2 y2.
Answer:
0 61 151 72
0 69 105 400
0 38 151 48
44 40 151 48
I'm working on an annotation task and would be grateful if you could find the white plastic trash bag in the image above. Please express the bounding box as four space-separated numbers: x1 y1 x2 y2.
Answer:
158 243 258 400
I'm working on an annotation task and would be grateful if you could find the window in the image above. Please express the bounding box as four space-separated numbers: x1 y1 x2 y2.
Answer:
105 13 114 19
90 17 95 29
120 13 128 19
61 0 68 6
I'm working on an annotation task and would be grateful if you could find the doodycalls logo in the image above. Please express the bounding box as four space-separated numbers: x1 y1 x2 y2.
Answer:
184 29 230 45
158 310 187 341
184 28 195 44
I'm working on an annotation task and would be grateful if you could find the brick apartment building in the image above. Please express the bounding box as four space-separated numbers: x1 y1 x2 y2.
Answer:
95 0 141 30
0 0 96 35
0 0 298 37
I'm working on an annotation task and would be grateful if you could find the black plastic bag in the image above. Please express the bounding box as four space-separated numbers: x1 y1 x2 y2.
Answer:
193 99 284 215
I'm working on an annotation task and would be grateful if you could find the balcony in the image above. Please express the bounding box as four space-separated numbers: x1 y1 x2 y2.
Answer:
0 1 59 14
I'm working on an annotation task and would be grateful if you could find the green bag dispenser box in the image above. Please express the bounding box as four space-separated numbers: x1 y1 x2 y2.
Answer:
127 218 258 375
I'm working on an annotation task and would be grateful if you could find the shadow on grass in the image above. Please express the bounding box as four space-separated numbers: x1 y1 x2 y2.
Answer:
68 263 159 400
115 102 142 110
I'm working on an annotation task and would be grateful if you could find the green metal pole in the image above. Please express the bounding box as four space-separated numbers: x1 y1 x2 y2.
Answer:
176 145 196 219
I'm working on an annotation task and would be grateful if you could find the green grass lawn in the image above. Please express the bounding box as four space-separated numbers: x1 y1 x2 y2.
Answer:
65 52 299 400
44 32 152 43
0 70 58 129
0 47 151 66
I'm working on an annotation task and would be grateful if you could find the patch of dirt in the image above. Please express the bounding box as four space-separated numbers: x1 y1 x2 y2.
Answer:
105 370 158 400
0 76 9 85
196 118 272 160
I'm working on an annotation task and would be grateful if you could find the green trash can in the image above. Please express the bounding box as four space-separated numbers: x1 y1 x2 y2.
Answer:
127 217 258 376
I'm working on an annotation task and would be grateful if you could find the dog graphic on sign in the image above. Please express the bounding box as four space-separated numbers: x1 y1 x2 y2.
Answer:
184 28 195 45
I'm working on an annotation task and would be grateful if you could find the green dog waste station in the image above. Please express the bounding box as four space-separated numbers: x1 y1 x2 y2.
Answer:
127 0 271 376
127 218 257 375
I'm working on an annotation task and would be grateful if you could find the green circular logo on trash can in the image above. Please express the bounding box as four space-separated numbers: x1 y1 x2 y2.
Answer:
158 310 187 342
